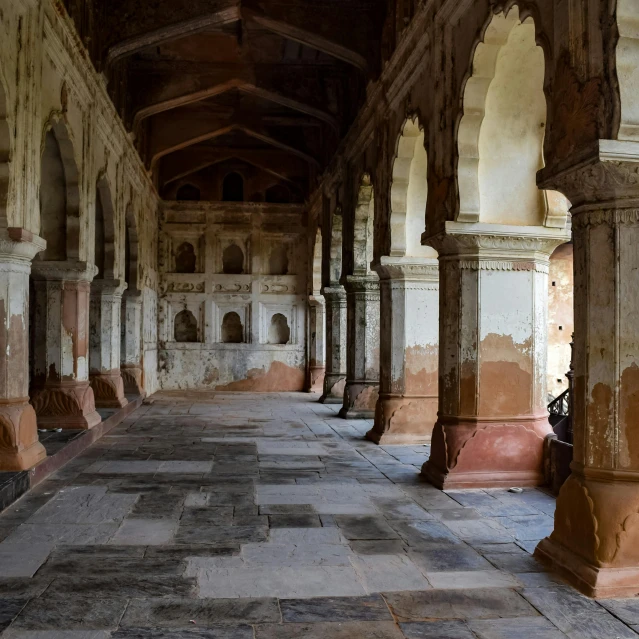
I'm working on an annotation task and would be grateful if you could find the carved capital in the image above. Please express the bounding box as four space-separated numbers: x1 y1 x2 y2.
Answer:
91 279 128 298
374 256 439 282
31 261 99 282
426 222 569 265
539 139 639 208
343 275 381 294
0 229 47 268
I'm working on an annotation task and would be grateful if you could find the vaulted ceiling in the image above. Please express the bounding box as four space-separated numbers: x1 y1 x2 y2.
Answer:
65 0 387 200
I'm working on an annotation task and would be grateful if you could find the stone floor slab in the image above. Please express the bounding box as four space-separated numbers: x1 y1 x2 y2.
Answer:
399 621 477 639
279 595 392 622
254 621 406 639
109 519 178 545
469 617 569 638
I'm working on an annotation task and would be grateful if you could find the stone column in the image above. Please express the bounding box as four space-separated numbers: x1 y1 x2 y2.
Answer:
339 274 380 418
320 286 347 403
305 295 326 392
30 261 101 430
89 279 128 408
121 292 145 397
0 230 47 470
534 148 639 597
422 224 567 488
368 257 439 444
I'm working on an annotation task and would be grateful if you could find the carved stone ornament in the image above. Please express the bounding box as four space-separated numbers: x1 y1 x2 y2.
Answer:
374 256 439 282
0 229 47 264
31 260 99 282
261 283 295 293
538 140 639 208
214 283 250 293
343 275 381 295
425 221 570 263
321 286 347 301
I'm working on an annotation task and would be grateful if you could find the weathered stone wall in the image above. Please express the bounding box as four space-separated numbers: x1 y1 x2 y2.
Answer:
0 0 160 397
158 201 308 390
547 243 574 399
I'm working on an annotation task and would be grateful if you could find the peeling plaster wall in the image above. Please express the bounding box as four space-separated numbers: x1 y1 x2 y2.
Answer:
158 201 308 391
0 0 160 397
547 243 574 399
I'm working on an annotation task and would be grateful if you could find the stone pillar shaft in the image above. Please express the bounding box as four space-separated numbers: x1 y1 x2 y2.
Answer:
121 293 145 396
30 261 101 430
368 257 439 444
339 275 380 419
536 203 639 597
306 295 326 392
89 279 128 408
320 286 347 403
422 225 567 488
0 231 46 470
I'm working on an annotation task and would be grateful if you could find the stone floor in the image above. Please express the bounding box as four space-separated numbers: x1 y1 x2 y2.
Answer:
0 392 638 638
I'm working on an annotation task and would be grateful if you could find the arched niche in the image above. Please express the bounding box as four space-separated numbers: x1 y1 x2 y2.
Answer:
124 205 140 293
457 7 568 227
312 228 322 294
221 312 244 344
176 183 201 201
353 175 375 275
0 77 11 232
38 122 81 261
174 309 198 343
223 172 244 202
265 184 290 204
269 313 290 345
329 209 343 284
269 245 289 276
223 243 245 275
175 242 196 274
390 119 437 258
95 177 116 279
617 0 639 141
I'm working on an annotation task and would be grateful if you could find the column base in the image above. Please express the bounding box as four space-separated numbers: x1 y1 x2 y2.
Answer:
30 382 102 430
339 381 379 419
0 400 47 471
121 365 146 398
367 395 438 445
534 472 639 598
305 366 326 393
90 371 129 409
421 414 551 489
319 375 346 404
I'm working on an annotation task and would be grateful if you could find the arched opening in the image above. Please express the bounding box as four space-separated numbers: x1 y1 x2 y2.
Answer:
39 131 68 261
0 79 11 231
175 242 196 274
269 245 289 275
176 183 201 201
174 310 198 343
221 312 244 344
265 184 290 204
269 313 290 345
353 175 375 276
124 206 139 293
37 123 81 262
222 172 244 202
390 119 437 259
222 243 244 275
617 0 639 141
312 228 322 295
94 179 116 279
457 8 568 228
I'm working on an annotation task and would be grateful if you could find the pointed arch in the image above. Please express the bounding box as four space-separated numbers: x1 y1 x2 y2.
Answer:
457 6 568 228
124 203 140 294
38 120 81 261
95 175 117 279
353 174 375 276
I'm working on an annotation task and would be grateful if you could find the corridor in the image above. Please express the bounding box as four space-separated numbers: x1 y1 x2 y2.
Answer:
0 394 637 638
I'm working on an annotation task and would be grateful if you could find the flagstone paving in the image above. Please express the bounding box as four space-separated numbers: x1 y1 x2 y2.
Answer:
0 392 637 638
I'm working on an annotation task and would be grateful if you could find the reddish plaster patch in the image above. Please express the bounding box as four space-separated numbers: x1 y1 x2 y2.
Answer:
478 333 533 417
588 382 613 468
403 345 438 396
353 385 378 411
9 313 27 393
620 363 639 469
0 301 6 395
215 361 305 392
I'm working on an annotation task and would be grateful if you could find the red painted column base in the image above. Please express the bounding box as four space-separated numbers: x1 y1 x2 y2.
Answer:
30 381 102 430
421 413 551 489
0 399 47 471
90 371 129 409
339 381 379 419
367 394 438 445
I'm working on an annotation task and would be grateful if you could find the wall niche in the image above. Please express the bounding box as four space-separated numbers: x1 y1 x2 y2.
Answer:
268 313 290 345
223 243 245 274
174 309 199 343
222 312 244 344
175 242 197 274
269 245 289 275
